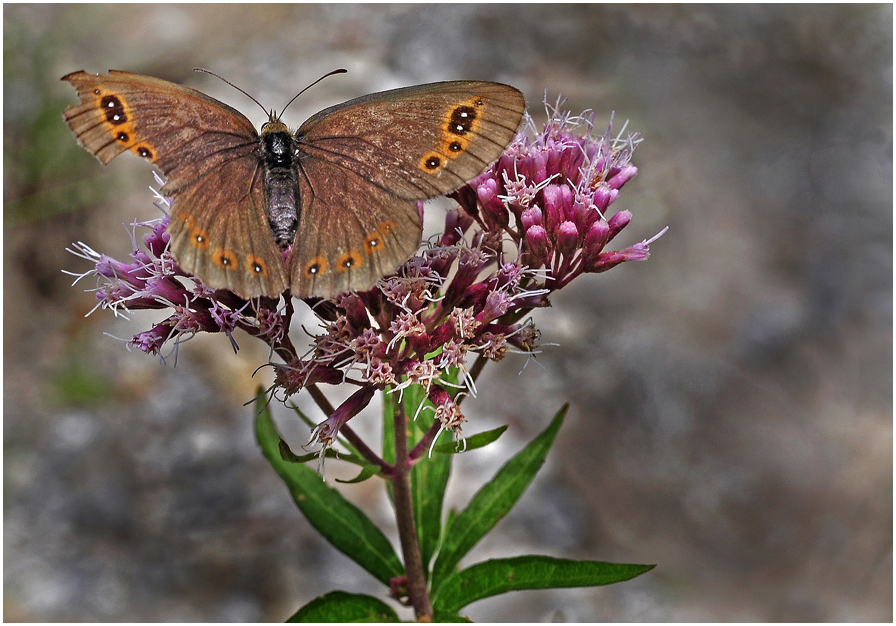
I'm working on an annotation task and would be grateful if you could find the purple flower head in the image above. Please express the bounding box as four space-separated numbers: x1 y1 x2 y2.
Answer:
67 97 663 448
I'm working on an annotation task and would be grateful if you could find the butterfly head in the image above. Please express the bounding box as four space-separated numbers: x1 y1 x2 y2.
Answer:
261 119 289 135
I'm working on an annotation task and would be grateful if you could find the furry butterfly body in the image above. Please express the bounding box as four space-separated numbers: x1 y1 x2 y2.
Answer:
62 70 526 299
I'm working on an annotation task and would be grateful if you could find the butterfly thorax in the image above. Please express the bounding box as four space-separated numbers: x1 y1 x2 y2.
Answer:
260 120 299 249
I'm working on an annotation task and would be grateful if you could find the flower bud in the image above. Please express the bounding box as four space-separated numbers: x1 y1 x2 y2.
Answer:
583 219 610 254
608 163 638 189
592 182 617 213
520 206 543 231
541 184 566 232
608 210 632 239
478 179 509 229
572 197 598 231
476 177 499 207
556 221 580 257
524 225 550 264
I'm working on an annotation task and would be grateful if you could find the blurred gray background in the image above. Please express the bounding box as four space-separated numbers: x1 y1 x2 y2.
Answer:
4 4 891 622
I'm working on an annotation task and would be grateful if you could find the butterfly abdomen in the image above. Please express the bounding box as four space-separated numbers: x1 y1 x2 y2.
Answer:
261 125 299 249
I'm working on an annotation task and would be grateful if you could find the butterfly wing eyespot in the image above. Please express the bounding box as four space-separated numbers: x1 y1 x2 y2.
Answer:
246 255 268 277
304 256 328 278
189 226 210 250
213 249 239 270
336 250 364 273
364 231 384 255
420 153 444 172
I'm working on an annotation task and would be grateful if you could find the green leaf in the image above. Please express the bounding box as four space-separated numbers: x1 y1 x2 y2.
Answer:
412 425 451 577
336 463 382 484
255 395 403 585
287 591 400 622
432 556 655 613
430 405 568 592
278 437 369 468
381 388 398 467
278 438 318 464
431 610 473 622
430 425 508 455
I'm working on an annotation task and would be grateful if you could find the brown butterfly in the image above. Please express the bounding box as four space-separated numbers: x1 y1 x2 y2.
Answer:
62 70 526 300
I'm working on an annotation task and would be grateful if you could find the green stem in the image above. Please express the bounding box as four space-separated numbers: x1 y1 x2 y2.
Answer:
391 398 432 619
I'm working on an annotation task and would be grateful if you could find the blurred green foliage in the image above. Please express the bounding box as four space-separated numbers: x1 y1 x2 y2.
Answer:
4 6 112 226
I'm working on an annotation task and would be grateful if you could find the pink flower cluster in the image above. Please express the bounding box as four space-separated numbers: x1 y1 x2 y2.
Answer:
68 101 661 449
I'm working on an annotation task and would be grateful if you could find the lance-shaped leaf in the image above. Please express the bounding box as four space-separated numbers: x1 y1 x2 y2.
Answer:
430 405 567 591
432 556 655 614
255 395 403 585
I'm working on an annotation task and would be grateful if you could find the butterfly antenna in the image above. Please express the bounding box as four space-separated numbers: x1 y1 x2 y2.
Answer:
193 67 269 118
278 68 348 118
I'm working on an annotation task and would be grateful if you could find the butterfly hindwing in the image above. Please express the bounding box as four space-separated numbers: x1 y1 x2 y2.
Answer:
289 157 422 298
169 156 289 297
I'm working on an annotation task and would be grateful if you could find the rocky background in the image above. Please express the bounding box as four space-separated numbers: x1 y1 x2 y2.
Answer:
4 4 891 621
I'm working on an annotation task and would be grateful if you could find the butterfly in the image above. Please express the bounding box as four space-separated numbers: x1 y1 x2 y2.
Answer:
62 70 526 300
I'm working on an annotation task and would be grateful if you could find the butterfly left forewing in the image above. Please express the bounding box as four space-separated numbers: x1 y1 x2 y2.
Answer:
295 81 526 200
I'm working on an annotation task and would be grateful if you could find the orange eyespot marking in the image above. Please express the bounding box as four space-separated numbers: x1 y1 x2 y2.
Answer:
305 256 328 277
190 226 210 250
420 152 443 172
99 94 128 125
378 221 397 236
213 248 239 270
440 97 482 139
94 90 138 148
246 254 268 277
445 104 477 136
180 213 196 230
336 250 363 272
364 232 384 255
132 144 153 160
439 136 469 157
424 96 485 164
